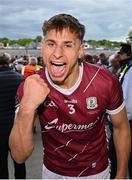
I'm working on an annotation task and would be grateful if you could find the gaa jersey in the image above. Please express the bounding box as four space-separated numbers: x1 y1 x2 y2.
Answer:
18 62 124 177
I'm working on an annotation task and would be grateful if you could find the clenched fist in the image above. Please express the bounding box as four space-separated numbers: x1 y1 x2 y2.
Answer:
20 74 50 112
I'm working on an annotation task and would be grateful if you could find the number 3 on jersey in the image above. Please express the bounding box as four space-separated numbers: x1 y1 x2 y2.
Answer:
67 104 75 114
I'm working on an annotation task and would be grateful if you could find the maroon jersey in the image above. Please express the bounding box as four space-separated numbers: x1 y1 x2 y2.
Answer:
18 62 124 177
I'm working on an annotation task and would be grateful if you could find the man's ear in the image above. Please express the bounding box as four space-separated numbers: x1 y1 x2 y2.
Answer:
79 43 85 58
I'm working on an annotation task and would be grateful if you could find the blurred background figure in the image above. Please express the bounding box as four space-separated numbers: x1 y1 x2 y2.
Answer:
14 58 26 73
107 53 120 76
0 52 26 179
82 54 94 64
21 56 38 78
92 55 99 64
109 43 132 179
97 53 109 66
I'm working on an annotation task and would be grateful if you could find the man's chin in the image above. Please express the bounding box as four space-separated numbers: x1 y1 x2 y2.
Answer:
49 73 66 86
51 79 65 86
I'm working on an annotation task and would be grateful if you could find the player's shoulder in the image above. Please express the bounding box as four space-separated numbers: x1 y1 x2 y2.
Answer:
83 62 117 79
83 62 119 88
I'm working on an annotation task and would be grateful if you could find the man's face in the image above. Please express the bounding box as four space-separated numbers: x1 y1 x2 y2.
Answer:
118 52 128 61
111 55 120 67
41 28 84 88
30 59 37 66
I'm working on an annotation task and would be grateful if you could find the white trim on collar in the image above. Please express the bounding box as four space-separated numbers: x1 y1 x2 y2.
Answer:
45 64 83 95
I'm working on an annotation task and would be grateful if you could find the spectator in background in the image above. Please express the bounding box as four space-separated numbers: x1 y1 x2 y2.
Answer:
0 52 26 179
109 43 132 179
37 56 43 66
35 56 43 70
92 55 99 64
82 54 94 64
98 53 109 66
107 53 120 76
118 43 132 179
21 56 37 78
14 58 26 73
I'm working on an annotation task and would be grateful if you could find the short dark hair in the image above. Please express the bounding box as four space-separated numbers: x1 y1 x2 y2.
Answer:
119 43 131 56
0 53 10 65
42 14 85 42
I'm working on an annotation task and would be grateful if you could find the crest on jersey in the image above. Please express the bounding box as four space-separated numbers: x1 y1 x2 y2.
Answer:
86 97 98 109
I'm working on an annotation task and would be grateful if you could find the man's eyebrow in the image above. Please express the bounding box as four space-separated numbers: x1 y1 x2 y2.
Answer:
45 39 55 43
64 41 76 45
45 39 75 45
64 41 73 44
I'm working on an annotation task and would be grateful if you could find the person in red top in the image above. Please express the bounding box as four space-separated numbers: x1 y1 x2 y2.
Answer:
9 14 131 179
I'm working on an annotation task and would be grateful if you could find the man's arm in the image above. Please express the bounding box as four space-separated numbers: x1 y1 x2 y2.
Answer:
123 68 132 121
110 107 131 179
9 74 50 163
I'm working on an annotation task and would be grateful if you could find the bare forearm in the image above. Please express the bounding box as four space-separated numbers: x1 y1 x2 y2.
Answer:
9 108 36 163
113 125 131 179
9 74 50 163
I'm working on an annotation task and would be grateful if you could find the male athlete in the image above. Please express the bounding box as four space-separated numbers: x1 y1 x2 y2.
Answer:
9 14 131 179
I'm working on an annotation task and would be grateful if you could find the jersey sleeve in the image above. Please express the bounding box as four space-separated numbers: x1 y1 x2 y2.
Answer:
106 74 125 115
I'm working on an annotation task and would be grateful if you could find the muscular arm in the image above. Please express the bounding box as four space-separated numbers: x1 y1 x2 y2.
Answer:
110 107 131 179
9 74 50 163
9 107 35 163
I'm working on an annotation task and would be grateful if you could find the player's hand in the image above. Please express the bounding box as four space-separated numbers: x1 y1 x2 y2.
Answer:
21 74 50 111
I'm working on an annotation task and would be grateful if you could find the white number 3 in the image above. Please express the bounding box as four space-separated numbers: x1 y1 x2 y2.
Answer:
68 104 75 114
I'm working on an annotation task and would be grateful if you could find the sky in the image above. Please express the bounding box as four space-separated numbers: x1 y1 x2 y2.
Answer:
0 0 132 41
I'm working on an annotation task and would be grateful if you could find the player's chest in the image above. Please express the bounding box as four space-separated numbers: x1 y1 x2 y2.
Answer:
42 91 107 124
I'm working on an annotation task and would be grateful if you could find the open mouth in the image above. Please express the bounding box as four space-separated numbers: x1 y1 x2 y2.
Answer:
50 62 66 77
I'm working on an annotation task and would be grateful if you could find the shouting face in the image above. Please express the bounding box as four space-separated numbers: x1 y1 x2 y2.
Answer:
41 28 84 88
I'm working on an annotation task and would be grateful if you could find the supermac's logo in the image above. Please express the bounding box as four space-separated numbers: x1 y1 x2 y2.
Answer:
86 97 98 109
43 118 98 133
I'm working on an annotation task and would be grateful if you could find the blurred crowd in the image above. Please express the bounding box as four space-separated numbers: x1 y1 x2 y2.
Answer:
8 55 43 78
4 43 131 80
0 41 129 85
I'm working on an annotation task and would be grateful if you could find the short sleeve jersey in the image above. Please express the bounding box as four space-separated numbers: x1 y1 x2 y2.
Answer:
18 62 124 177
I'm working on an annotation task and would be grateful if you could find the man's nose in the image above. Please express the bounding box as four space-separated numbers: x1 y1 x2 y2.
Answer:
53 46 63 58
